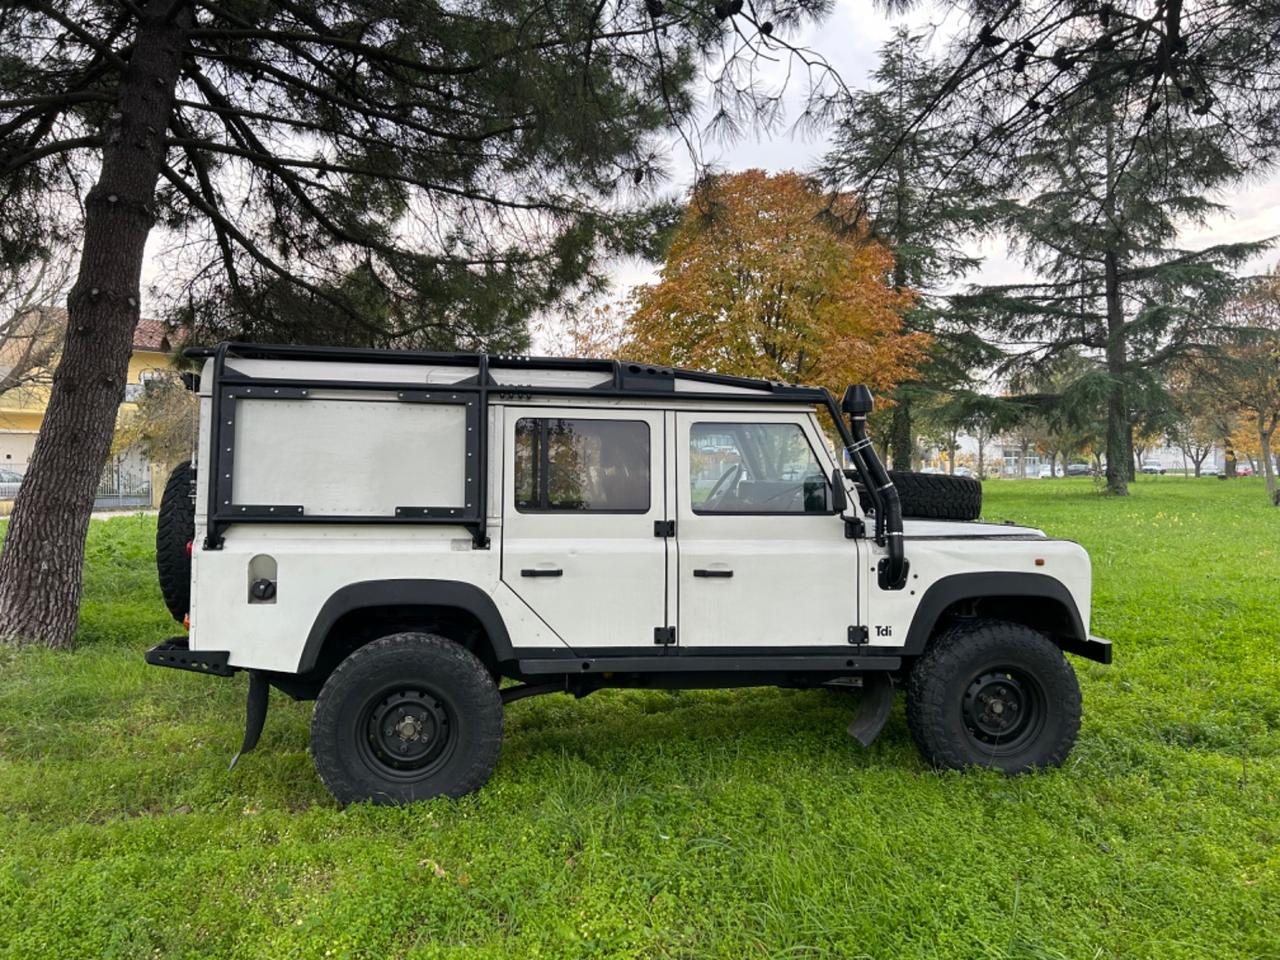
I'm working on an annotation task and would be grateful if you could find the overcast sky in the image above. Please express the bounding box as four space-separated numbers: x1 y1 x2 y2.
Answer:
608 0 1280 299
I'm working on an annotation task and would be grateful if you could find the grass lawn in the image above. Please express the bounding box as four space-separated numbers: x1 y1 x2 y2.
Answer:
1 478 1277 959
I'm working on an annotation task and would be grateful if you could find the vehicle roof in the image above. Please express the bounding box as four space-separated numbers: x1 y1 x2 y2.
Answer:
189 341 834 408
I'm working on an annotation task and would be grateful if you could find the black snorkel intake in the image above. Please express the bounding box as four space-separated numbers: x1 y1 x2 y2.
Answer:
829 384 907 591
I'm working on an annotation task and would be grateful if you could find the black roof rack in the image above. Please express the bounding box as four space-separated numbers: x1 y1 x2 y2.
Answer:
184 341 829 405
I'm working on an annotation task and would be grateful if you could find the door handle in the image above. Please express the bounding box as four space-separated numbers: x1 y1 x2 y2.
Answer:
521 568 563 577
693 569 733 578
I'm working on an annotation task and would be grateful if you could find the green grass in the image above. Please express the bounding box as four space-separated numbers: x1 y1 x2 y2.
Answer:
1 480 1278 959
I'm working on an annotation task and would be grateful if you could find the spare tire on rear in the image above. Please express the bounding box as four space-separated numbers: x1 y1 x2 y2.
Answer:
856 470 982 522
156 460 195 622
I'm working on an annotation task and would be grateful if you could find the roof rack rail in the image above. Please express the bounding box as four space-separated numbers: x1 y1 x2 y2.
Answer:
183 340 828 403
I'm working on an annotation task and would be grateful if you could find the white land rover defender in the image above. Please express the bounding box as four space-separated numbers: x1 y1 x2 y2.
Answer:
147 343 1111 804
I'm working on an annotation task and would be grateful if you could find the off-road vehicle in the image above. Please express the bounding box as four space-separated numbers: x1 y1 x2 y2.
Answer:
147 342 1111 804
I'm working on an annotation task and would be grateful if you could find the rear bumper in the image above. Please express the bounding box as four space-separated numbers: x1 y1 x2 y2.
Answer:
145 637 236 677
1060 633 1113 665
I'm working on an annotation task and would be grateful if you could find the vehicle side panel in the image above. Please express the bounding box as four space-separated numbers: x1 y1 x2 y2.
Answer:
862 529 1092 650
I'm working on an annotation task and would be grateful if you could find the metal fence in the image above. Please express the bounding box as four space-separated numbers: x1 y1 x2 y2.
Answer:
0 461 153 510
95 461 153 510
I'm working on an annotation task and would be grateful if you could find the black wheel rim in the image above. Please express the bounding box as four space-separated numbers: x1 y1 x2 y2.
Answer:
355 685 457 782
960 666 1046 755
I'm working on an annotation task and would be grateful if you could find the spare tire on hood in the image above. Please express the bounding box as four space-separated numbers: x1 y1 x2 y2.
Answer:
855 469 982 522
156 460 195 622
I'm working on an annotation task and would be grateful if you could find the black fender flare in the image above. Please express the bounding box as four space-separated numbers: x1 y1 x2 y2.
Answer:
902 572 1107 662
297 579 515 673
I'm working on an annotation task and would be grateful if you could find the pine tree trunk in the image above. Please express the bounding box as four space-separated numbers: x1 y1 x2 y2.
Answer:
1099 113 1129 496
1260 424 1277 504
1103 249 1129 496
889 399 913 471
0 3 189 648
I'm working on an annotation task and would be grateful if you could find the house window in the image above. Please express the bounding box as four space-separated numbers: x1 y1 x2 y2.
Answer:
514 418 650 513
125 369 164 403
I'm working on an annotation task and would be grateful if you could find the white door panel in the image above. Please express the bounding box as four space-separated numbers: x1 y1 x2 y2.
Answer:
675 413 860 648
501 408 667 650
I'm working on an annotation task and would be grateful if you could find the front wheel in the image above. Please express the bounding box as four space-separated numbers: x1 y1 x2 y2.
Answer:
906 620 1081 774
311 632 503 805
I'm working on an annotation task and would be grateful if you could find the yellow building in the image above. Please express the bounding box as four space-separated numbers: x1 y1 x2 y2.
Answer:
0 313 177 475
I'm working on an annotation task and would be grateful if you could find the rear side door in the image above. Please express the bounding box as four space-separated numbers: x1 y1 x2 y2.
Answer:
501 407 668 650
674 412 860 648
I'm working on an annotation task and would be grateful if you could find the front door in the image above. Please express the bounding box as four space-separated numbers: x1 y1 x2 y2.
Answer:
674 412 861 648
501 407 668 650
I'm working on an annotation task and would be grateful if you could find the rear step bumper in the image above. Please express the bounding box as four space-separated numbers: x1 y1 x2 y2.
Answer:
146 637 236 677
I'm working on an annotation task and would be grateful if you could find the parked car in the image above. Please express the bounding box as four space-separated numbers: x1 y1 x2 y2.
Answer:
1236 464 1255 477
1140 460 1165 475
1065 463 1092 477
953 466 973 478
0 467 25 498
1037 464 1054 479
146 342 1109 804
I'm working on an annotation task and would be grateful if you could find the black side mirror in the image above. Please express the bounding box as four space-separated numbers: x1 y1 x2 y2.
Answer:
830 467 847 512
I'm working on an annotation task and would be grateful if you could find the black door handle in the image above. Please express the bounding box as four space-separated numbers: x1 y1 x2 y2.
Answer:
521 568 563 577
693 569 733 578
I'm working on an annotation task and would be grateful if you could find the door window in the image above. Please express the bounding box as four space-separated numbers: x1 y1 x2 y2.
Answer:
689 422 830 514
514 418 650 512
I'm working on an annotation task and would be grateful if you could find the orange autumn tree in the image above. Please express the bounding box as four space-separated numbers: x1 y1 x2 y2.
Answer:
626 170 927 399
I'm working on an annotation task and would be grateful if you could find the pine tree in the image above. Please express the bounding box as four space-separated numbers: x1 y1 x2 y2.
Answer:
953 88 1266 495
885 1 1279 173
0 0 831 648
819 29 1002 470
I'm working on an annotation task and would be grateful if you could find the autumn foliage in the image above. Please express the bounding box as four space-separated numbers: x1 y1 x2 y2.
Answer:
624 170 927 399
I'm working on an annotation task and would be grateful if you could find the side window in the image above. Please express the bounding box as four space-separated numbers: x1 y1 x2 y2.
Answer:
690 422 831 514
514 418 650 513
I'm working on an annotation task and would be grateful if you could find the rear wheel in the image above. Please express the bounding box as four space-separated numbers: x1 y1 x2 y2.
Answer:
311 632 503 805
905 619 1081 773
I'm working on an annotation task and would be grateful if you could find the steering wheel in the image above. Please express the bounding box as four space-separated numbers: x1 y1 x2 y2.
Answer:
704 464 742 510
761 482 806 510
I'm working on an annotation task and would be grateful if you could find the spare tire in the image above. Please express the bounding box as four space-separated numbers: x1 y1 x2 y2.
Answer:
156 460 195 622
856 470 982 522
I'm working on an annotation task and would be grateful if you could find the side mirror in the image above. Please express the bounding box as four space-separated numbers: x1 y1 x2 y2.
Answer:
830 467 847 513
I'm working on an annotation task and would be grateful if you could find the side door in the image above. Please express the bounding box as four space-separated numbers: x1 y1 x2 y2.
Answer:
674 412 860 648
501 407 668 650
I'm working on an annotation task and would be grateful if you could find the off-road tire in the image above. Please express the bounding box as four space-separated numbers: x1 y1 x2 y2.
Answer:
905 619 1081 774
311 632 503 805
155 460 195 622
887 470 982 521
